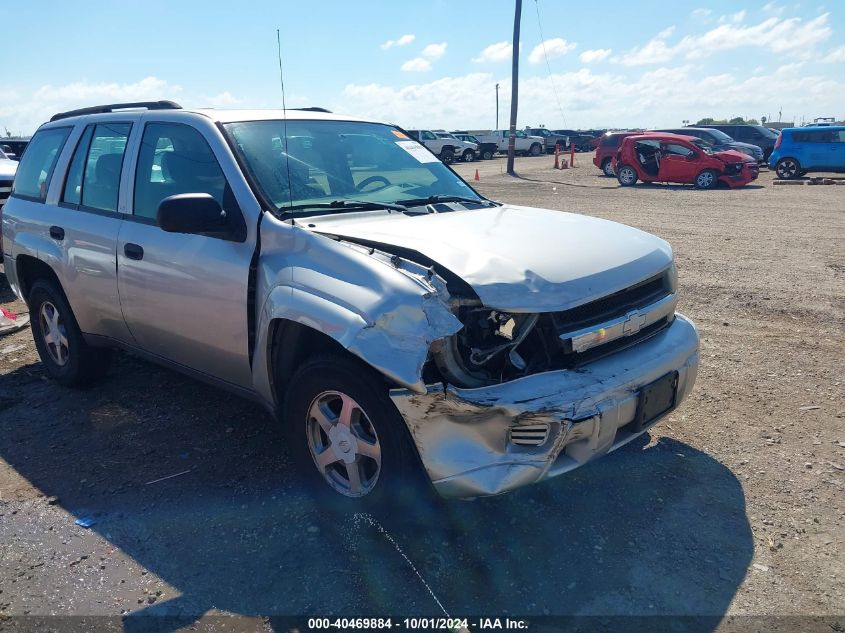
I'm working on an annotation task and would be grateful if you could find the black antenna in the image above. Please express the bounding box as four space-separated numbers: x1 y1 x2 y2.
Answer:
277 28 293 206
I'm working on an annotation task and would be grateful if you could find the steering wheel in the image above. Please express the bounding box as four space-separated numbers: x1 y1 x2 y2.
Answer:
356 175 391 192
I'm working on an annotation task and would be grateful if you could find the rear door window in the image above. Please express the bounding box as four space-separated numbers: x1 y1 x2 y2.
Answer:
80 123 132 212
62 125 95 206
11 127 72 201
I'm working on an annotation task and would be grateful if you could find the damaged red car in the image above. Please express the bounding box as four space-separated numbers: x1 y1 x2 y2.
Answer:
612 133 759 189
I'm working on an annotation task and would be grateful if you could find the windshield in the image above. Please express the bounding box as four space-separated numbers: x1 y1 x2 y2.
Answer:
224 120 482 214
756 126 780 139
705 128 733 142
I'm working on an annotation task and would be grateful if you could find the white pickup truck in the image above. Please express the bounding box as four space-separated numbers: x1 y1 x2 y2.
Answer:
405 129 477 163
458 130 545 156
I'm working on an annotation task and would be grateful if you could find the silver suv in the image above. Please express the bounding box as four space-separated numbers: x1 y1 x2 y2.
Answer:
2 101 700 502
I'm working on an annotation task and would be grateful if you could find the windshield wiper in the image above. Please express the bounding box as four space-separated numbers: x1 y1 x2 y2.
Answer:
281 199 408 214
394 195 494 207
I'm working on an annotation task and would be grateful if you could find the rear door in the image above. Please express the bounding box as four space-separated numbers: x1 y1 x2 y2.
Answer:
116 120 254 388
54 120 135 341
658 142 700 183
832 130 845 169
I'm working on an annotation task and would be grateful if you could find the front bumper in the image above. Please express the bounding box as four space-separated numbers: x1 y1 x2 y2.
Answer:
391 314 699 498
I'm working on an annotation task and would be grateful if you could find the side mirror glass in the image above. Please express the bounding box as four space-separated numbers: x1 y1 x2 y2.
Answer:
157 193 227 236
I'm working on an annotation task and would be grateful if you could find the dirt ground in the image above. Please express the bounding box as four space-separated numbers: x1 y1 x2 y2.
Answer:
1 155 843 632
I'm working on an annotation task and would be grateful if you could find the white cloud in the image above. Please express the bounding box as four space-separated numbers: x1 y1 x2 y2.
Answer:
400 57 432 72
0 76 181 134
579 48 612 63
337 64 845 131
691 8 711 19
619 13 832 66
528 38 576 64
823 45 845 62
657 26 676 39
420 42 447 60
381 34 415 50
472 41 513 63
762 2 786 16
719 10 747 23
200 91 242 108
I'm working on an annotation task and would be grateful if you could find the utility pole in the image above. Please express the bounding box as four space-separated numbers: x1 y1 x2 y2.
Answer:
506 0 522 176
495 83 500 129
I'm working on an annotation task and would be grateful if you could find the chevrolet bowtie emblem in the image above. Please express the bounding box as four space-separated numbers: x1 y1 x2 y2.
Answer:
622 310 647 335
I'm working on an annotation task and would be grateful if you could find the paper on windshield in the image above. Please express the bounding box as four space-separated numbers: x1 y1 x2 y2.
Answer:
396 140 439 163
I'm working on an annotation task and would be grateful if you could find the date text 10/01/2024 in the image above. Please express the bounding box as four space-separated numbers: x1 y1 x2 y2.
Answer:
306 618 529 630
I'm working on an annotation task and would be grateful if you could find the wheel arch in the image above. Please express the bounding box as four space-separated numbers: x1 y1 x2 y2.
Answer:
16 255 66 307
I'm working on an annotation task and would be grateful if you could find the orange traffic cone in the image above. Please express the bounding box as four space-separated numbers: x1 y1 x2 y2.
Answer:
474 169 480 181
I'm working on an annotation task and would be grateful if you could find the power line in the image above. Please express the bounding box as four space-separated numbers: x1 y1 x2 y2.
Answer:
533 0 567 129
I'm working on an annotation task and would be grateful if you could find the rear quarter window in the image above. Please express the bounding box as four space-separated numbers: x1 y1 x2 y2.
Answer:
11 127 72 201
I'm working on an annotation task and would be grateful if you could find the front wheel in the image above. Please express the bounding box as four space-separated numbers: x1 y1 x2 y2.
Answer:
283 354 423 505
28 279 111 387
694 169 719 189
462 149 476 162
601 158 614 177
529 143 542 157
617 164 638 186
776 158 801 179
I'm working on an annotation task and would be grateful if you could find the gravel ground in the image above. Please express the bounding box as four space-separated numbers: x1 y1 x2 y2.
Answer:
1 155 843 632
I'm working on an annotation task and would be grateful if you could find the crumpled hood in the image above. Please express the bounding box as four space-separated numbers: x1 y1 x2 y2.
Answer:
714 149 753 163
0 159 17 180
308 204 673 312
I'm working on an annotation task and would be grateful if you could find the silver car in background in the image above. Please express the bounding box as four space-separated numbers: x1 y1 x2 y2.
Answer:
2 102 699 502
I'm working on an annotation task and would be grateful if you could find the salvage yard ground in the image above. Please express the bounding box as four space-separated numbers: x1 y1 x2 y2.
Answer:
0 157 843 629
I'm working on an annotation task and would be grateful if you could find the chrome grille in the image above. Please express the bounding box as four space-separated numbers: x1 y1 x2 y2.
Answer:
0 179 12 208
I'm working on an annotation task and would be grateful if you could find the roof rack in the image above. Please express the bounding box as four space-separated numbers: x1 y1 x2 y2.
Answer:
50 100 182 122
292 107 332 113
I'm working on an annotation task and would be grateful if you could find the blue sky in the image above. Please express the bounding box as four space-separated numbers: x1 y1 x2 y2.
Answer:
3 1 844 135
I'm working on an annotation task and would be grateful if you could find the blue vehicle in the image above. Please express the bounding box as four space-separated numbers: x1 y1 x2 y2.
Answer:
769 125 845 179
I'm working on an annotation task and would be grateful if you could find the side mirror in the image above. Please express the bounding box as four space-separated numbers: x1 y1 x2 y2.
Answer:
157 193 228 235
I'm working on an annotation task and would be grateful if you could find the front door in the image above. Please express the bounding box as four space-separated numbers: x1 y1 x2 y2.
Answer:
116 121 254 388
657 143 700 183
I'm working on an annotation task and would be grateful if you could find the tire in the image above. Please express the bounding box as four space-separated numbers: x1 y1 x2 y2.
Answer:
694 169 719 190
617 164 638 186
481 149 494 160
529 143 542 157
282 354 424 505
601 158 614 177
440 148 455 164
776 158 801 180
28 279 111 387
461 149 476 162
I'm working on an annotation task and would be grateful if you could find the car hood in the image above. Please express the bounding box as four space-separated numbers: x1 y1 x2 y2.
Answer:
0 160 17 179
307 204 673 312
713 149 753 163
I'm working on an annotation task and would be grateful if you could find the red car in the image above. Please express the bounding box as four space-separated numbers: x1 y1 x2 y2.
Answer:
592 131 643 176
612 133 759 189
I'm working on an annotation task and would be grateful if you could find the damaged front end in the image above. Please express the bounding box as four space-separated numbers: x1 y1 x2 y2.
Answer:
387 261 699 499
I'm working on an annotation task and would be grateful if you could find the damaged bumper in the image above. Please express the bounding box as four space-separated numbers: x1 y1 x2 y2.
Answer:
391 314 699 499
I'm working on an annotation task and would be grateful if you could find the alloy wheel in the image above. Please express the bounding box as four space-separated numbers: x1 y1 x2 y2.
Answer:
39 301 69 366
305 391 382 497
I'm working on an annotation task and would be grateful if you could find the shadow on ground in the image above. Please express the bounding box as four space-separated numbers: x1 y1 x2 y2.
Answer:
0 354 753 632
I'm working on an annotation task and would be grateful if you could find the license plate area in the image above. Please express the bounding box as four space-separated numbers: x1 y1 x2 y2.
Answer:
632 371 678 431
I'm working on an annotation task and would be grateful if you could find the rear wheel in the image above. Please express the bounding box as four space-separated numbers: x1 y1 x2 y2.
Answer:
776 158 801 179
617 165 638 186
481 149 494 160
461 149 476 162
28 279 111 387
283 354 424 505
529 143 542 157
440 148 455 164
694 169 719 189
601 158 614 177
